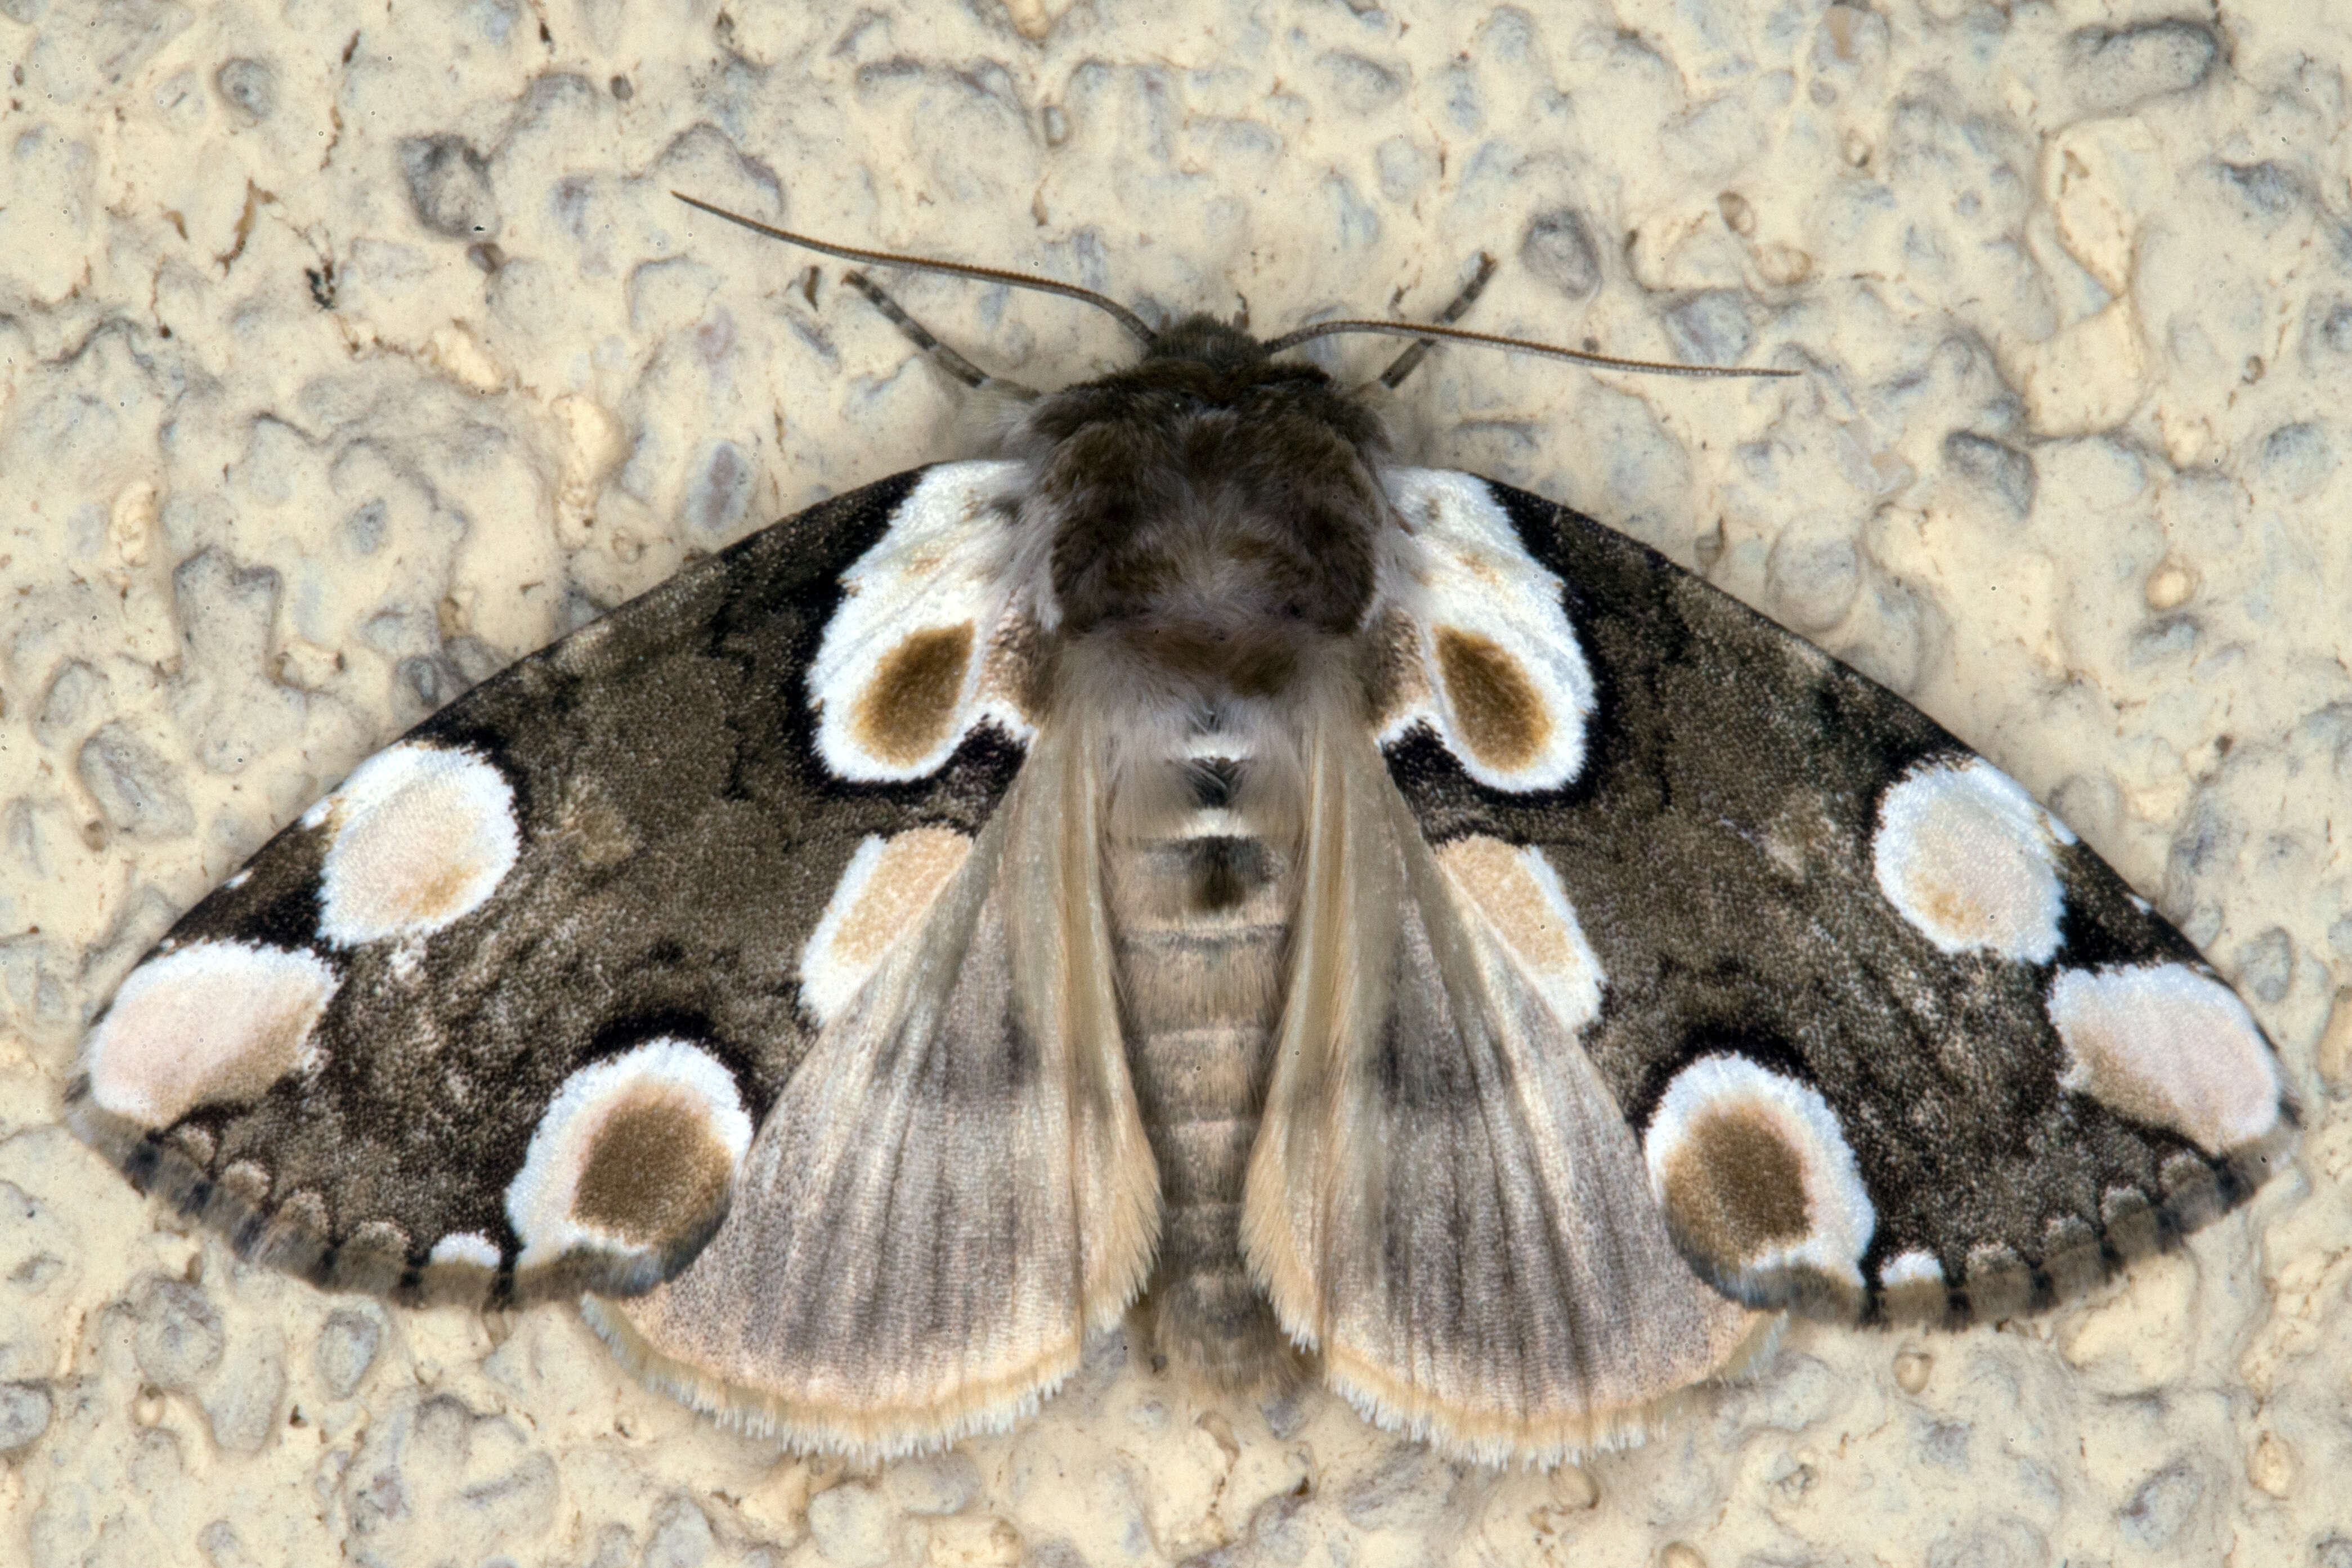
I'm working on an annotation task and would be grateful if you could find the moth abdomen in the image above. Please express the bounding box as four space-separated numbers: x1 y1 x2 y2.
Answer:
1105 763 1301 1388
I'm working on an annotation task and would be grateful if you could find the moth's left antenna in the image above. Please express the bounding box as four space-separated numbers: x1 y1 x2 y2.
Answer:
673 193 1159 347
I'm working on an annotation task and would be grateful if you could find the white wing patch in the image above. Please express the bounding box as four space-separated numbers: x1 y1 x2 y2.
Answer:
311 742 522 947
1645 1054 1877 1297
1376 469 1597 791
1872 758 2071 964
506 1037 755 1274
798 828 976 1026
1435 836 1604 1039
83 940 338 1127
428 1231 503 1270
2048 963 2283 1153
809 461 1037 781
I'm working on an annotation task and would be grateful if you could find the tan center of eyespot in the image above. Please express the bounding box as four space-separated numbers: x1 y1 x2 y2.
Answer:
1435 627 1549 770
571 1095 735 1247
1661 1107 1812 1262
853 623 975 765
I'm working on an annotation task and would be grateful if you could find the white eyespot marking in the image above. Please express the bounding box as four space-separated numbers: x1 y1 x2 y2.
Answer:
1873 757 2071 964
505 1038 754 1272
315 743 521 947
810 462 1034 781
2048 963 2282 1153
798 828 975 1027
428 1231 501 1270
1436 837 1603 1037
84 942 338 1127
1376 469 1596 791
1645 1055 1876 1292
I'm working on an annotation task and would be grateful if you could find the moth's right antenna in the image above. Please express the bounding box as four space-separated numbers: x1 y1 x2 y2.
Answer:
673 193 1159 347
1266 311 1799 380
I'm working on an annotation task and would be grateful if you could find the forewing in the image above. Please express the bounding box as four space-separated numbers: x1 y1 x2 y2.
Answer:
1369 468 2294 1324
68 462 1049 1307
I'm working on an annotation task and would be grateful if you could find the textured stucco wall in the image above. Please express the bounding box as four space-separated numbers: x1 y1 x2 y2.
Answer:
2 2 2349 1565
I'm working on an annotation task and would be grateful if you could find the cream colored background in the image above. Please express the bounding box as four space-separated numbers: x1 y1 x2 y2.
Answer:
3 1 2350 1564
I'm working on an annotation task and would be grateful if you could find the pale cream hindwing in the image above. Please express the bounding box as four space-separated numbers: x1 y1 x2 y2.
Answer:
586 726 1159 1457
1241 727 1768 1466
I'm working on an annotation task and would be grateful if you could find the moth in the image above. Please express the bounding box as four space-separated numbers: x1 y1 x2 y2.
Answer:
65 198 2296 1467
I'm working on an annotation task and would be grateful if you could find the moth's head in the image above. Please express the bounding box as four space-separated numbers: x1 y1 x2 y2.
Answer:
1139 313 1275 371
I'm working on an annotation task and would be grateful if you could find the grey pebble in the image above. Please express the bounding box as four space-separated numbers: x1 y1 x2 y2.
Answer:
2118 1458 2203 1548
1319 52 1402 114
2065 21 2216 115
399 133 501 239
132 1276 225 1391
581 1522 634 1568
199 1518 252 1568
214 57 275 120
1519 209 1600 301
33 660 106 749
78 723 195 840
315 1308 381 1398
2257 420 2333 502
204 1344 285 1453
2220 160 2302 226
644 1497 716 1568
1942 431 2036 518
884 1451 979 1515
1340 1445 1451 1531
1924 1514 2048 1568
807 1482 895 1567
2237 926 2295 1006
1765 528 1860 634
1665 290 1754 368
0 1381 51 1452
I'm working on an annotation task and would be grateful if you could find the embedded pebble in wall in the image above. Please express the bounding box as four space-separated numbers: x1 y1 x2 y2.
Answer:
399 133 499 239
883 1451 980 1516
214 57 276 121
0 1382 52 1454
1942 431 2037 518
1519 209 1601 299
2063 20 2217 115
807 1483 897 1568
131 1278 225 1392
642 1497 717 1566
315 1309 382 1400
204 1341 286 1453
77 724 195 840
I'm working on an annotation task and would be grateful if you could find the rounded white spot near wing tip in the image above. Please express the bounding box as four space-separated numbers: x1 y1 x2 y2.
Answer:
428 1231 502 1270
84 941 338 1127
2048 961 2282 1154
505 1037 754 1270
1873 756 2065 964
316 743 521 947
1645 1054 1877 1287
